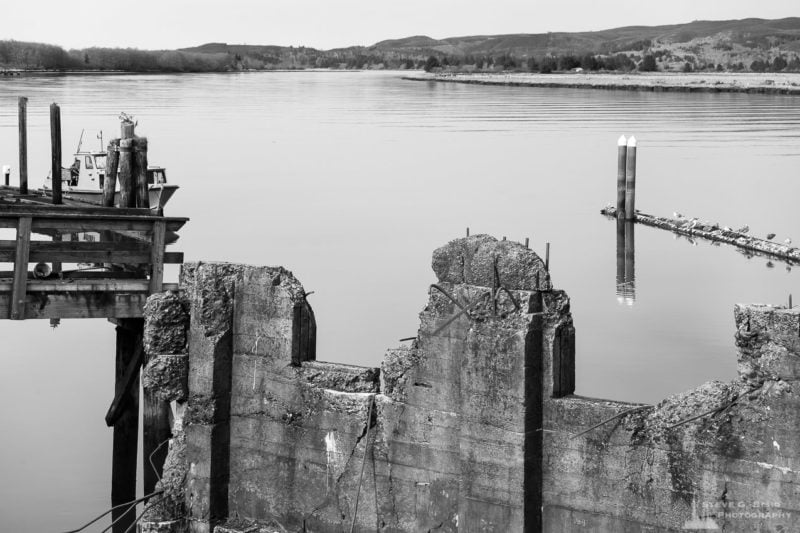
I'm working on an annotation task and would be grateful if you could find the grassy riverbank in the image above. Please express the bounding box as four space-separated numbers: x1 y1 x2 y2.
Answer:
404 72 800 95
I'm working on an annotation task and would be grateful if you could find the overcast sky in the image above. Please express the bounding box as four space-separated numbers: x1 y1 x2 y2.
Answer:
5 0 798 50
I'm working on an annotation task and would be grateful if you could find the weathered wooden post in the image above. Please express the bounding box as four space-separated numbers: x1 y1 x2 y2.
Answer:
616 135 627 217
18 97 28 194
624 136 637 221
2 165 9 186
109 319 143 533
117 139 134 208
102 139 120 207
134 137 149 209
50 103 62 204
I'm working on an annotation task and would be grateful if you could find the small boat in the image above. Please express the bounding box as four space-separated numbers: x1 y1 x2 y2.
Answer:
42 131 178 211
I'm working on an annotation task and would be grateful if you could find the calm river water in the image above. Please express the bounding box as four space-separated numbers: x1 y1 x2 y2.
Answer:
0 71 798 529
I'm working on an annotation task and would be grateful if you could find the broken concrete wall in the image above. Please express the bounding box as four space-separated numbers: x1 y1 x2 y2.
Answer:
148 237 570 533
140 235 800 533
219 236 562 532
542 304 800 531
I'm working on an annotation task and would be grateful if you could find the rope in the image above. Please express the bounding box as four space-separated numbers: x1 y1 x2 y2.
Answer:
61 490 163 533
349 395 375 533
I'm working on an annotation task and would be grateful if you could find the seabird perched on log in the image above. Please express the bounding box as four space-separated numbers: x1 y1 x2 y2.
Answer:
673 212 683 219
767 233 776 240
786 238 793 245
737 225 750 234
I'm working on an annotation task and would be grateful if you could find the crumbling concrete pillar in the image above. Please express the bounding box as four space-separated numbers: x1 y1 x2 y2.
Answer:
181 263 239 533
140 292 190 533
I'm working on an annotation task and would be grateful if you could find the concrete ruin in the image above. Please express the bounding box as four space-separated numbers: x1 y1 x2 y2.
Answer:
140 235 799 532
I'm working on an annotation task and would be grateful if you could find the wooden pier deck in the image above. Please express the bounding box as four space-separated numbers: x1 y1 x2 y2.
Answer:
0 189 186 320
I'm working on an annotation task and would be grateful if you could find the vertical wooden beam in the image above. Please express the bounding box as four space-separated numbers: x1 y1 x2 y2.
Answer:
10 216 31 320
111 319 141 533
18 97 28 195
134 137 150 209
103 139 120 207
149 220 165 294
118 139 134 208
50 103 62 204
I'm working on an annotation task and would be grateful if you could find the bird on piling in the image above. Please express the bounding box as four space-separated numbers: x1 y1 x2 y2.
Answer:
767 233 776 240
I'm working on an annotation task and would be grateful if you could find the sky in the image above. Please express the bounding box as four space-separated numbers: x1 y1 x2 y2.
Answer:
4 0 798 51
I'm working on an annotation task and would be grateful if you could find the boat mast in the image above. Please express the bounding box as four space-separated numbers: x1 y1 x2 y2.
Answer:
76 129 85 153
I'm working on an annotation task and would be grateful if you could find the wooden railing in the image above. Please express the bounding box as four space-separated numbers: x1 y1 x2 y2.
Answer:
0 204 187 320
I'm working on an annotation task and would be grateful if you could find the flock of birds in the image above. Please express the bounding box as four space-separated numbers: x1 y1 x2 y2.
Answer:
672 212 792 245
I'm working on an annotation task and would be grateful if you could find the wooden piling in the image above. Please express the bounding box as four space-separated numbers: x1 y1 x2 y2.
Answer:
525 237 529 249
111 319 142 533
50 103 62 205
103 139 120 207
117 139 134 208
624 136 637 221
3 165 9 186
121 120 135 139
616 135 627 217
18 97 28 194
134 137 149 209
466 227 470 237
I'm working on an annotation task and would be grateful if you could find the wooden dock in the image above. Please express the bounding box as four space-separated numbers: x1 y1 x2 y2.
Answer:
1 99 189 532
0 193 186 319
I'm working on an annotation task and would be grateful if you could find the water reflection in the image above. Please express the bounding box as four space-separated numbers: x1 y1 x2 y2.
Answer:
616 218 636 304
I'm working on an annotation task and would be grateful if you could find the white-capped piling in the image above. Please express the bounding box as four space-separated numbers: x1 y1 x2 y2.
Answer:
624 136 637 221
616 135 627 217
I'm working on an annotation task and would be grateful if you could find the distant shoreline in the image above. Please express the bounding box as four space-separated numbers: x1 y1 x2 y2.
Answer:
403 72 800 95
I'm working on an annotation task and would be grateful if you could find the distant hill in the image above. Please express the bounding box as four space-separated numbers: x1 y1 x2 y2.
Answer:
179 17 800 72
1 17 799 73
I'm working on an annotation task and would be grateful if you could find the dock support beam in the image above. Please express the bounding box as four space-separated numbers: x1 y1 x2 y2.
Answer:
111 318 142 533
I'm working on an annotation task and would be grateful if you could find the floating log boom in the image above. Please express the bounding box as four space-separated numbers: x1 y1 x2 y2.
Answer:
601 206 800 264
